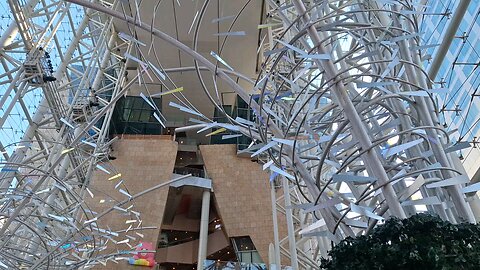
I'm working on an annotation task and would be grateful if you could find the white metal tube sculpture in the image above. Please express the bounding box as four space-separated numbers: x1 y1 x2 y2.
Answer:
0 0 478 268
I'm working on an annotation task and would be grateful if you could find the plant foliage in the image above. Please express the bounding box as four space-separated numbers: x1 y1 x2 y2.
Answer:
321 213 480 269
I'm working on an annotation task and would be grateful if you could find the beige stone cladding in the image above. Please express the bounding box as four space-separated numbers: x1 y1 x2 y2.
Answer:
86 135 177 269
200 144 288 265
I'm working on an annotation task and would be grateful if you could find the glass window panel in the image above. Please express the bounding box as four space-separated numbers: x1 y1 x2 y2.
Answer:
154 97 162 108
139 110 152 122
122 108 131 121
122 98 132 110
128 110 141 122
132 97 144 109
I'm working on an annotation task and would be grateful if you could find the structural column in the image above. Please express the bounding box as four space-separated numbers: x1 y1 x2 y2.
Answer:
197 189 211 270
0 11 93 189
291 0 406 218
428 0 472 78
423 0 480 222
283 178 298 269
270 181 282 269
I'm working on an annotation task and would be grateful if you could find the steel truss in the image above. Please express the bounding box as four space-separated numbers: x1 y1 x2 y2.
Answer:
0 0 187 268
1 0 480 269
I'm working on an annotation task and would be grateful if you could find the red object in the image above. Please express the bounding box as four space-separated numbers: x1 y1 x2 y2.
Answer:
129 242 156 267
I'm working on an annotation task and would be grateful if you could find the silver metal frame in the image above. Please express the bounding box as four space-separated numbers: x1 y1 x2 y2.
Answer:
1 0 478 269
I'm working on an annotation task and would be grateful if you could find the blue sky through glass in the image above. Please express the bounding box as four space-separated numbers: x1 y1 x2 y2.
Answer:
0 1 85 160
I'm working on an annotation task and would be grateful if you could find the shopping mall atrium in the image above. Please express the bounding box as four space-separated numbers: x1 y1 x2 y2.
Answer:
1 0 480 269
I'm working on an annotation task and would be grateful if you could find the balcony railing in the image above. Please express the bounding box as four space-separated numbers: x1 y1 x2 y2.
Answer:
203 260 266 270
203 260 293 270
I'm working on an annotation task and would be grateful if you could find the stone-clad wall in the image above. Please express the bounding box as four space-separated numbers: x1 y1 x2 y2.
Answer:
87 135 177 269
200 144 288 265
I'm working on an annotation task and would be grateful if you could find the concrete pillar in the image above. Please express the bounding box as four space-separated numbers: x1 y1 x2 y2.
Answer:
197 189 211 270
